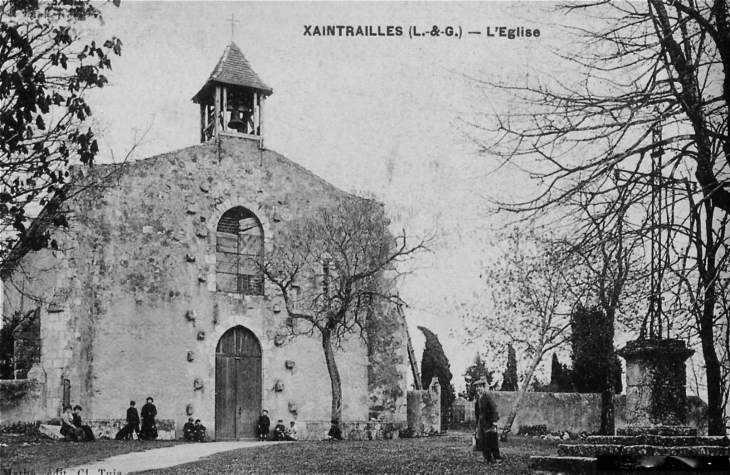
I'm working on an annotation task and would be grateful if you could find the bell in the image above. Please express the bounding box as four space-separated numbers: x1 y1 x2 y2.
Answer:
227 109 248 132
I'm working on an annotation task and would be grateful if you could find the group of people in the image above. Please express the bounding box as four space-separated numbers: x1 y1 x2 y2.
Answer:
115 397 158 441
62 386 498 452
60 405 95 442
473 379 504 464
257 409 298 441
182 418 207 442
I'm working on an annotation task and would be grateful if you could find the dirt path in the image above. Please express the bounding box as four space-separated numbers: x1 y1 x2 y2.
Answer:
65 440 286 474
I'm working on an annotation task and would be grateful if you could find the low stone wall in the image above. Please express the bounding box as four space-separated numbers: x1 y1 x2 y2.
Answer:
291 420 406 441
89 419 176 440
0 379 45 423
40 419 177 440
454 392 708 435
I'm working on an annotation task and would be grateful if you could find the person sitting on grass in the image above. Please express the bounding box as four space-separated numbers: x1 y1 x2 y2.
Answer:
183 417 195 441
193 419 206 442
285 421 298 441
257 409 270 441
72 405 96 442
326 420 342 440
272 420 286 441
60 406 84 442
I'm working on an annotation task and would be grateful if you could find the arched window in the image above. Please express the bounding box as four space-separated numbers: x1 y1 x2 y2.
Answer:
216 207 264 295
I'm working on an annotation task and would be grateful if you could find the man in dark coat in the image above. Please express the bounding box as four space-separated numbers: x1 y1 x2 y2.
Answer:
474 379 502 463
126 401 140 439
115 401 140 440
72 405 96 442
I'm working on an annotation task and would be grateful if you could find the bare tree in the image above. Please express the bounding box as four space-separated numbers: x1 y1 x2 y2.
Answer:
470 0 729 435
556 188 649 434
467 228 573 441
474 1 728 216
258 197 430 431
666 182 730 434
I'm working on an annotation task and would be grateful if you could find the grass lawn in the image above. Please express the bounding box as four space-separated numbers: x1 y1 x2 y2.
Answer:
1 430 562 474
0 432 179 473
140 431 561 475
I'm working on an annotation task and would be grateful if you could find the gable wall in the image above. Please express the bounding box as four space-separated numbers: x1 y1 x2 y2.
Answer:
2 137 406 435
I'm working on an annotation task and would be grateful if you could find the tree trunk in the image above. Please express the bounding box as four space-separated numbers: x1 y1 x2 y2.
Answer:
600 385 615 435
322 329 343 427
699 296 725 435
500 348 543 442
600 309 616 435
696 201 725 436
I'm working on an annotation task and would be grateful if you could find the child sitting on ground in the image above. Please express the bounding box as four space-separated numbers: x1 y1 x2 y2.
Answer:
285 421 298 441
272 419 286 441
183 417 195 441
193 419 206 442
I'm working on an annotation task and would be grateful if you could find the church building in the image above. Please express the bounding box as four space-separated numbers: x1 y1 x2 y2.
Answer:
0 43 408 440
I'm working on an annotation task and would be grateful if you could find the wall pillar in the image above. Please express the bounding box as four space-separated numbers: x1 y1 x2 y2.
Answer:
617 338 694 427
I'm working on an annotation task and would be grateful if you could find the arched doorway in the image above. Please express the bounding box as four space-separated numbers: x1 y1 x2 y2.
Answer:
215 325 262 440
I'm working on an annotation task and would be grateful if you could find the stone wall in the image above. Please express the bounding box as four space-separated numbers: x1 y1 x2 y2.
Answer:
1 136 407 437
293 420 406 441
454 392 709 435
0 378 45 423
367 306 408 423
39 419 176 440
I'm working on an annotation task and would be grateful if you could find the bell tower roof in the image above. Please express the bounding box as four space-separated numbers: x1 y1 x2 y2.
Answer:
192 42 272 103
192 42 271 145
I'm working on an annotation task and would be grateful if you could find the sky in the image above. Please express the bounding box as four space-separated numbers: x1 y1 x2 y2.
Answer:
81 1 634 392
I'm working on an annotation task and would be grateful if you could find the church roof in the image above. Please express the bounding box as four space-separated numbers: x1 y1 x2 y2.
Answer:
192 42 272 103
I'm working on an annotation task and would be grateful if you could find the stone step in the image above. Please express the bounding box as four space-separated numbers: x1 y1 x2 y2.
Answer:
529 455 597 474
586 435 730 447
621 445 730 457
534 472 727 475
558 444 623 457
531 455 729 475
617 426 696 436
559 443 730 457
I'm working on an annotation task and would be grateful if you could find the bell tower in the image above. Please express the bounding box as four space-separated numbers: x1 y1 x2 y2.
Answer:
192 43 273 146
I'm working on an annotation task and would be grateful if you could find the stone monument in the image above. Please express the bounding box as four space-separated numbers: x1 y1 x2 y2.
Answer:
618 338 694 430
529 125 729 473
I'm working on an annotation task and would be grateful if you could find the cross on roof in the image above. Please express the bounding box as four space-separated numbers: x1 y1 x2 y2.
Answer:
226 13 240 40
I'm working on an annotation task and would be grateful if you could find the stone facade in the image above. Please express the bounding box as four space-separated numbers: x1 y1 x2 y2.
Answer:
0 136 407 438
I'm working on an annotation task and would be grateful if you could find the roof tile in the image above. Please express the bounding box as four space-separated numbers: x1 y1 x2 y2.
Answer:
208 42 272 93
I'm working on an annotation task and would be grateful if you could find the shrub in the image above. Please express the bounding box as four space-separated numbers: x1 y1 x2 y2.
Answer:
517 424 548 436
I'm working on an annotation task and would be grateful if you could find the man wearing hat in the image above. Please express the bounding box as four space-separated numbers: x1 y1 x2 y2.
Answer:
474 379 503 463
140 396 158 440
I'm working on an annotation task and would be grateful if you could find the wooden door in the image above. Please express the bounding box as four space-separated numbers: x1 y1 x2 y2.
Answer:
215 326 262 440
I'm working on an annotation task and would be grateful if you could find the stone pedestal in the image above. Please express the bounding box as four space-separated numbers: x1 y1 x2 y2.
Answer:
528 339 730 474
617 339 694 428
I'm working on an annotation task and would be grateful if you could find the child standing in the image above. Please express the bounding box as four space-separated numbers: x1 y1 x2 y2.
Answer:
257 409 270 441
